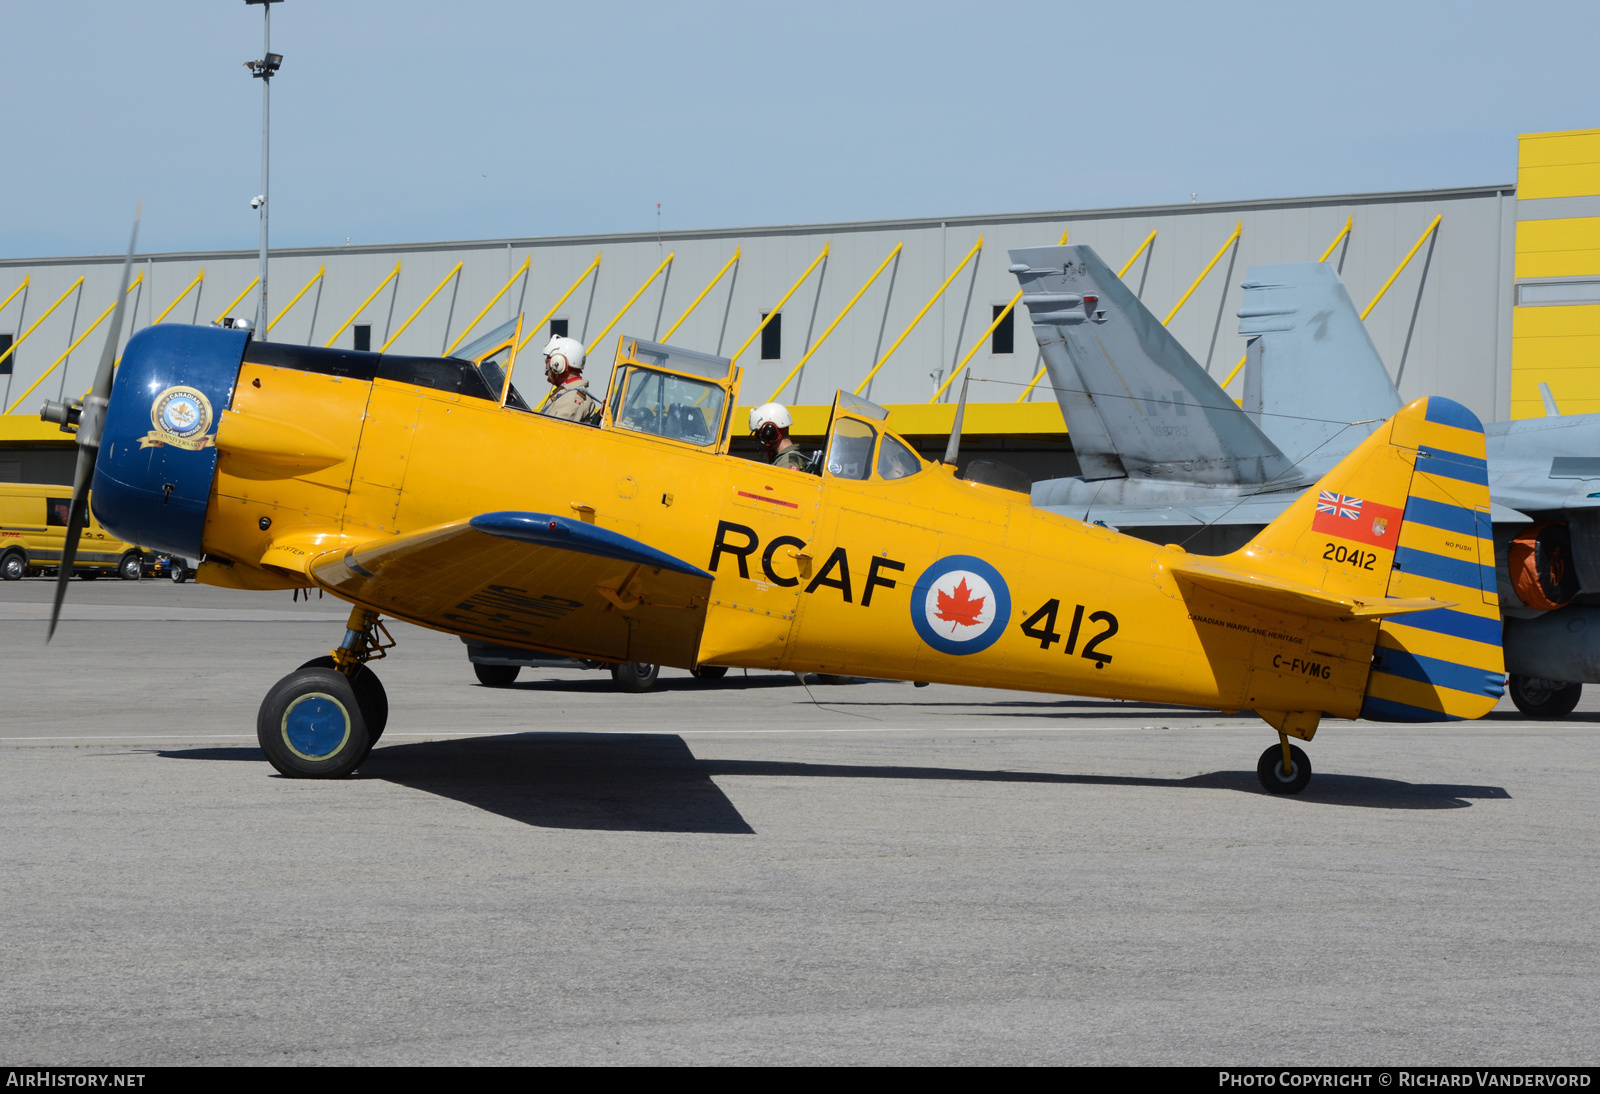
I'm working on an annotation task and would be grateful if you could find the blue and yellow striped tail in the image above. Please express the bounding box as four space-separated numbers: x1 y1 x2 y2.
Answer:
1360 397 1504 722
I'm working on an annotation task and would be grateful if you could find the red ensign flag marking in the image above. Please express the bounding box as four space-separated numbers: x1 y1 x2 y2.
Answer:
1312 491 1404 549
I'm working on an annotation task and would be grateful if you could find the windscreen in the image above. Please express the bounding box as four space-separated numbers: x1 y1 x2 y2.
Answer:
476 345 532 412
450 318 520 364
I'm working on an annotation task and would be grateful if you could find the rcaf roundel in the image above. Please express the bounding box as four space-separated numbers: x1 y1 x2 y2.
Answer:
909 555 1012 655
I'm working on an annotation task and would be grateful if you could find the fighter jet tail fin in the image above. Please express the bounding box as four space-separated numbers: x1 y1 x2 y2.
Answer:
1226 395 1503 722
1009 244 1297 487
1237 262 1402 468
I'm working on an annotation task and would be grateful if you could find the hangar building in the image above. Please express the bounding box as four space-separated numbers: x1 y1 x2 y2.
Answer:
1 127 1596 485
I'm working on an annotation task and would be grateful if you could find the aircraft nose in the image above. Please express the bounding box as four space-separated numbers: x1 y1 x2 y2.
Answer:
90 325 249 557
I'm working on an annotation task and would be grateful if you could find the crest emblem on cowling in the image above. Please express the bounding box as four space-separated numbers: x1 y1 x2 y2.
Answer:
140 386 215 450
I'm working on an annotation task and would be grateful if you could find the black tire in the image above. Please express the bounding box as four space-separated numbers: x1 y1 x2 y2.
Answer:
77 571 99 581
610 661 660 692
299 656 389 742
690 664 729 682
118 553 143 581
257 667 371 778
1 552 24 581
1257 742 1312 795
170 567 187 584
1508 674 1582 719
474 662 521 688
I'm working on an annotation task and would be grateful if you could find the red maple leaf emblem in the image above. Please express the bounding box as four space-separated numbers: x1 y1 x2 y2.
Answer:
934 577 986 633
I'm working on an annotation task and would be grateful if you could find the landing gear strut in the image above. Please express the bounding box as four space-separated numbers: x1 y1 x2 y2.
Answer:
257 606 393 779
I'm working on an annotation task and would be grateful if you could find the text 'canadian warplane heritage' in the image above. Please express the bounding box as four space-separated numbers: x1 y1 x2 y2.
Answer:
41 219 1506 795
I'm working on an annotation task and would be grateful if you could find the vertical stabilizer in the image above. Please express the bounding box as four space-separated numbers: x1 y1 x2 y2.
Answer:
1236 396 1503 722
1010 244 1296 486
1238 262 1401 470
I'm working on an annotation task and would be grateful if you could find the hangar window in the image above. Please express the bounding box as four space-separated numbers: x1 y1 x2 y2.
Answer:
550 318 569 339
760 312 782 360
991 305 1014 354
352 324 372 352
1518 279 1600 307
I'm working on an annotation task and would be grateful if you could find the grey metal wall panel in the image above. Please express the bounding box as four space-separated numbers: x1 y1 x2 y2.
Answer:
0 186 1515 424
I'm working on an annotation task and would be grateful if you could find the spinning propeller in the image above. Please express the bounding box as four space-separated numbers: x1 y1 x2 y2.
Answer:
39 207 141 642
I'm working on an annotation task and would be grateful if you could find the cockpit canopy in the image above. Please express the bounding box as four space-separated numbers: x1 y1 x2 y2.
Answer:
605 337 736 450
821 390 925 482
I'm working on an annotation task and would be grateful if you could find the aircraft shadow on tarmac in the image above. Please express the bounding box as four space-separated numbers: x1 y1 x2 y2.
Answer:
155 732 1510 832
495 674 802 694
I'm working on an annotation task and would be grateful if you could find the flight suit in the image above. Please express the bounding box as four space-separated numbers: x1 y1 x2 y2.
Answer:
541 378 600 424
772 446 811 472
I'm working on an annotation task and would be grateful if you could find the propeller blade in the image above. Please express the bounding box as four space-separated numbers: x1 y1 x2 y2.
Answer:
47 205 141 643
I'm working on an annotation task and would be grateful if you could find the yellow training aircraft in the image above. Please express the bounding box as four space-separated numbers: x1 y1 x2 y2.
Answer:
43 240 1504 793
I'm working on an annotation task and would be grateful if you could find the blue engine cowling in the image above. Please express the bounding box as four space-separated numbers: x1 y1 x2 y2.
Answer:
91 325 248 557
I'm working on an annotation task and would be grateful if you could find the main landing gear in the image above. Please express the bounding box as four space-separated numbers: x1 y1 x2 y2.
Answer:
257 606 393 779
1256 734 1312 795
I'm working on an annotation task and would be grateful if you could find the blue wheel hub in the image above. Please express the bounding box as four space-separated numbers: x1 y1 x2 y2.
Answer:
281 692 351 760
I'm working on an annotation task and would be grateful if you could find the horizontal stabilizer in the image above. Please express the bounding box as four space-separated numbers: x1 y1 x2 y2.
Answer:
1172 561 1455 621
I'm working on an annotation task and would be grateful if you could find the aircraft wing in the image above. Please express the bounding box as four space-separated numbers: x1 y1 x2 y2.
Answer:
306 512 713 666
1030 486 1300 529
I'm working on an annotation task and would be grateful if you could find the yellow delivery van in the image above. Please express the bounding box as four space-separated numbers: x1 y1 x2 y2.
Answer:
0 483 145 580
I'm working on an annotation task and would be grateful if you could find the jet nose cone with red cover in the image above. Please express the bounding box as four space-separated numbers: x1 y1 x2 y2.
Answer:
91 324 248 558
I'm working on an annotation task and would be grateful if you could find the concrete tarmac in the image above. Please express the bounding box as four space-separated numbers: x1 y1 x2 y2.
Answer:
2 578 1597 1065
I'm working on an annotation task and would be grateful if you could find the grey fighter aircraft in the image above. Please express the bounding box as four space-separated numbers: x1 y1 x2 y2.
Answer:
1011 244 1600 718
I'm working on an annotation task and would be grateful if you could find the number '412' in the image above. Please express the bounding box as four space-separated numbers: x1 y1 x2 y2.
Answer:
1018 599 1118 668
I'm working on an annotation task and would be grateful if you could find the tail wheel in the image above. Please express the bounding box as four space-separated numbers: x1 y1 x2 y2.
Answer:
473 662 521 688
1508 674 1582 719
690 664 728 682
1257 743 1312 795
610 661 660 692
257 667 372 779
1 552 24 581
118 553 143 581
298 656 388 742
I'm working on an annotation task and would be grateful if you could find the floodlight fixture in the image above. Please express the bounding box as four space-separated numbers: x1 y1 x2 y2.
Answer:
244 0 283 330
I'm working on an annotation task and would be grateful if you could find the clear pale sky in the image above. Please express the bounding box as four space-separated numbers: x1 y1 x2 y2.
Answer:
3 1 1595 258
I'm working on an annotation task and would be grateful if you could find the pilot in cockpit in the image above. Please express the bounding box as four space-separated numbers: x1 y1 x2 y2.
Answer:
750 403 812 472
537 336 601 425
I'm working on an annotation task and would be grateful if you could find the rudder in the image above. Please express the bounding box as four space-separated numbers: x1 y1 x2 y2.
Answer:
1363 398 1503 721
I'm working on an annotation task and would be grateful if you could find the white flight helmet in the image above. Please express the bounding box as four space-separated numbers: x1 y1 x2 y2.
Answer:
748 402 792 434
542 335 586 375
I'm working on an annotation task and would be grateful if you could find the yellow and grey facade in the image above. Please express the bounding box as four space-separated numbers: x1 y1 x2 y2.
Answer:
5 128 1600 474
1512 128 1600 418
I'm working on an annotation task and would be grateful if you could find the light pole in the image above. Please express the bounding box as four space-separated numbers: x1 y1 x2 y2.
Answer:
244 0 282 333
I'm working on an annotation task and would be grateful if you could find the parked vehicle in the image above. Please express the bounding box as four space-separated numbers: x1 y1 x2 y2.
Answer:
0 483 144 580
144 553 195 583
463 641 729 692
